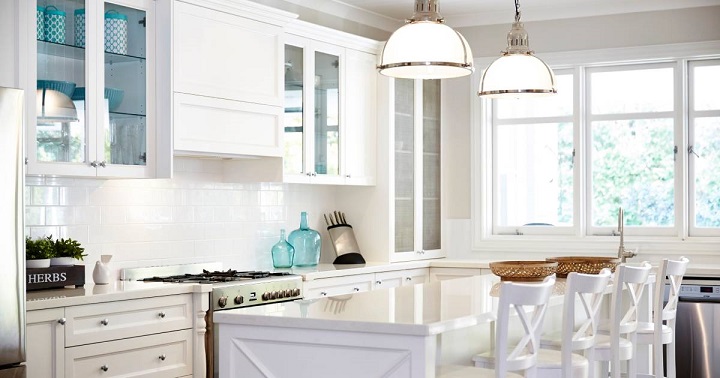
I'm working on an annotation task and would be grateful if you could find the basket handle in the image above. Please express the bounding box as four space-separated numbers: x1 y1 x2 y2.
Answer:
105 10 119 17
45 5 59 12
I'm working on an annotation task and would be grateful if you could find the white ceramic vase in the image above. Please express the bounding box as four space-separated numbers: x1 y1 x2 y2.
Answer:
92 254 113 285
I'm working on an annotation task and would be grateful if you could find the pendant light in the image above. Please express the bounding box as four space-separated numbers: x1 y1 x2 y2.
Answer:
478 0 556 97
377 0 473 79
36 88 79 123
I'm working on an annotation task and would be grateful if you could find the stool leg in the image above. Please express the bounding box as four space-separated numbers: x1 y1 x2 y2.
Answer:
628 333 638 378
653 342 663 378
667 341 676 378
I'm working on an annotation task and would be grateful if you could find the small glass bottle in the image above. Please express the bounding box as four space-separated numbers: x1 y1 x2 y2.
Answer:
271 229 295 268
288 211 321 267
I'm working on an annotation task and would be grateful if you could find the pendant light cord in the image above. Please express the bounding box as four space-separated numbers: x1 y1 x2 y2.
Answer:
514 0 521 22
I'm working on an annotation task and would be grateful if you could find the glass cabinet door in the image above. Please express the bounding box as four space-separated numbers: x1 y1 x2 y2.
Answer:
394 78 415 253
35 0 88 164
313 50 340 176
422 80 441 251
102 1 147 167
284 44 304 175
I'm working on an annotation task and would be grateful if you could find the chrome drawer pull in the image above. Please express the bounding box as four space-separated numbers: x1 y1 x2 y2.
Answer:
158 311 166 318
57 318 66 325
159 354 166 361
100 365 109 372
375 280 382 285
320 291 328 296
100 318 109 326
353 287 360 292
406 277 412 281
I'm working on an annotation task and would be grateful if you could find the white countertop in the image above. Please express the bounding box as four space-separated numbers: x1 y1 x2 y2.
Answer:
26 281 211 310
214 274 571 337
276 259 490 281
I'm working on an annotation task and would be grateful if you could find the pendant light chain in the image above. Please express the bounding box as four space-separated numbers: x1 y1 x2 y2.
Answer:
515 0 521 23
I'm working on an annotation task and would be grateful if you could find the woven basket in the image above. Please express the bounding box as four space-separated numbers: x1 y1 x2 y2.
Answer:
545 256 619 278
489 261 557 282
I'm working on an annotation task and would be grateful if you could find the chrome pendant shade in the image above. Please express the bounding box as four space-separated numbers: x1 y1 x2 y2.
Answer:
478 0 556 98
36 88 79 123
378 0 474 79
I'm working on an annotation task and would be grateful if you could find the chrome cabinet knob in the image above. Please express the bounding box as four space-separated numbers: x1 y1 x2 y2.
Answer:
100 365 109 372
100 318 109 326
98 160 107 167
158 311 166 318
375 280 382 285
90 161 98 167
353 287 360 292
320 291 328 296
159 354 166 361
405 277 412 281
57 318 66 325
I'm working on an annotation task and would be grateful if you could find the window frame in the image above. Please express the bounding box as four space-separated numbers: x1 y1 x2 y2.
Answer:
471 42 720 256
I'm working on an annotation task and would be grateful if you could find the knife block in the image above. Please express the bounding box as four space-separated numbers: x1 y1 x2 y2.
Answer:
327 224 365 264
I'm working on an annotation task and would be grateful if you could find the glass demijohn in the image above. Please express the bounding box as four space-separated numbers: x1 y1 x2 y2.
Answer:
271 229 295 269
288 212 321 267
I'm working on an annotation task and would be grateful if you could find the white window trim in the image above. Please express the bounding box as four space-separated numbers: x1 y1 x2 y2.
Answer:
471 41 720 256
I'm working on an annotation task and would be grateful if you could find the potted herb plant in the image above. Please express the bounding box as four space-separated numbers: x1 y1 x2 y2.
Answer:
51 237 87 266
26 236 54 268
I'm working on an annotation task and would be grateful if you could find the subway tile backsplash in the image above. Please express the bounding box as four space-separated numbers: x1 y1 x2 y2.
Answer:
25 158 337 281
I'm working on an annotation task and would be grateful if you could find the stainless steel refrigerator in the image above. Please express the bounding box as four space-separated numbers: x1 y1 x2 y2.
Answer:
0 87 26 378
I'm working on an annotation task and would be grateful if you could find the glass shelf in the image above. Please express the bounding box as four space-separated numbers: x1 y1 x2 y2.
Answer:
37 39 146 63
110 111 146 118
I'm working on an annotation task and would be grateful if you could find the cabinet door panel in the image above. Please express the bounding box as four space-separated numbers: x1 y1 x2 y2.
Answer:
344 49 377 185
174 1 283 106
303 274 374 299
174 93 282 157
26 308 65 378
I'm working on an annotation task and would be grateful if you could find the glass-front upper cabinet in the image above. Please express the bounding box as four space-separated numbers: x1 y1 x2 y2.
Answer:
394 79 442 260
28 0 157 177
283 36 343 184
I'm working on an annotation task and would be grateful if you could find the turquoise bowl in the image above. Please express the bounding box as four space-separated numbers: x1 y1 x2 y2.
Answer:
37 80 76 98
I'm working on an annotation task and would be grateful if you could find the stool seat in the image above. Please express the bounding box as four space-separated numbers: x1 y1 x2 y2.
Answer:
635 321 672 345
593 334 634 361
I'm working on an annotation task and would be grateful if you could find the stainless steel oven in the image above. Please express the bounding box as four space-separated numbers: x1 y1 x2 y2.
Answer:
121 264 303 378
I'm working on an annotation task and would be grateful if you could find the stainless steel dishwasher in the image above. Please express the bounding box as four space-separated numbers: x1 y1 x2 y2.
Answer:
673 277 720 378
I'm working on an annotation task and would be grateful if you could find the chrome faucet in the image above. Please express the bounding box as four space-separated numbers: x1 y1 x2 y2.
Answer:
617 207 637 263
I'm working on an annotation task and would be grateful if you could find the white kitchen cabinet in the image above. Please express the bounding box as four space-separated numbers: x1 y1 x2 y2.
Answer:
283 20 380 185
303 273 375 299
171 0 295 158
338 77 445 262
25 0 170 178
374 268 429 289
26 308 65 378
25 293 200 378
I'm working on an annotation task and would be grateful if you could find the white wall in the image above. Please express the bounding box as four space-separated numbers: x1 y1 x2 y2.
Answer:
0 0 21 88
25 158 338 281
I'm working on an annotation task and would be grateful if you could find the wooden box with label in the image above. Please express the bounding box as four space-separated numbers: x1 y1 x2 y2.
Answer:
26 265 85 291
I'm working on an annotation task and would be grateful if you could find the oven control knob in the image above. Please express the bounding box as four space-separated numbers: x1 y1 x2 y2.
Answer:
234 295 244 305
218 296 228 308
284 289 291 297
278 290 285 298
292 288 301 297
270 291 278 299
262 292 270 301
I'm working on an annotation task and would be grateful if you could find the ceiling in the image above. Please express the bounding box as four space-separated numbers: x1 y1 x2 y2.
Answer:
286 0 720 32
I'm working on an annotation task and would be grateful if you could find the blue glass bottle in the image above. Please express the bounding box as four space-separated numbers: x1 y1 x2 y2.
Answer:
271 229 294 268
288 212 321 267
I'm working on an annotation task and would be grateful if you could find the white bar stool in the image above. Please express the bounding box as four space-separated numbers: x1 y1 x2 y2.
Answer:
476 269 612 378
594 262 653 378
437 277 555 378
635 257 689 378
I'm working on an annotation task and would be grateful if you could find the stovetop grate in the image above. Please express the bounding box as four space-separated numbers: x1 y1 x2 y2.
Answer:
141 269 294 284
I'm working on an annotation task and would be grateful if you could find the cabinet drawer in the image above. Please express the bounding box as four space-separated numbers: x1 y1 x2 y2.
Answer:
304 274 374 298
65 329 192 378
65 294 192 347
375 268 429 288
174 93 283 157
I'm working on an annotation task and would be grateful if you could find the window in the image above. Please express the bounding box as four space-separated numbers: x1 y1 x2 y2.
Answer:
479 54 720 244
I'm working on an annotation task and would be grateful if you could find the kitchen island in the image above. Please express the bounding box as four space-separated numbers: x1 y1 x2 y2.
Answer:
214 274 567 378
